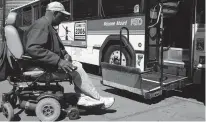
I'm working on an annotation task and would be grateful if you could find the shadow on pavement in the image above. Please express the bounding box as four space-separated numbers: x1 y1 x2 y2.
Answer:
12 109 24 121
79 108 117 116
166 84 205 104
104 88 166 105
13 114 21 121
104 84 205 105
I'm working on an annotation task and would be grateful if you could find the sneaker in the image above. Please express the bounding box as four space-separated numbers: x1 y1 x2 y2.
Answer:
77 96 104 107
100 97 115 109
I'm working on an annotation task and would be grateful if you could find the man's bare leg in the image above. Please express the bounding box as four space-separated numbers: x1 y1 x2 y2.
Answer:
70 61 115 109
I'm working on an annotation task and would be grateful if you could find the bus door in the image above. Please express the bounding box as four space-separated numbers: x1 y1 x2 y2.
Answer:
143 0 195 84
161 0 193 78
192 0 205 85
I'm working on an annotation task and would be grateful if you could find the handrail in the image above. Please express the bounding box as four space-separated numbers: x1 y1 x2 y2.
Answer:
159 2 164 90
119 27 129 65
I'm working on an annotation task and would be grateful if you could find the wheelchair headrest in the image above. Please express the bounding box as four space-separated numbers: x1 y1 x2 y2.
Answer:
6 12 18 26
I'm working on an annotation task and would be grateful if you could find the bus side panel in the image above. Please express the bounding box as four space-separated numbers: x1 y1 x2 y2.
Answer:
87 16 145 51
87 16 146 71
59 16 146 70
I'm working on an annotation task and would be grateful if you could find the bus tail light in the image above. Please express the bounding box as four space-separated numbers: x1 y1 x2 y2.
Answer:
150 9 158 19
149 27 157 38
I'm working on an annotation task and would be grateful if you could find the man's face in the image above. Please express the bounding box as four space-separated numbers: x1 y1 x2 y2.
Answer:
52 12 65 26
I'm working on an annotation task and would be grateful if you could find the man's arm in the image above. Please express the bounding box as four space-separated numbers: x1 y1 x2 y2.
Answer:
26 26 61 66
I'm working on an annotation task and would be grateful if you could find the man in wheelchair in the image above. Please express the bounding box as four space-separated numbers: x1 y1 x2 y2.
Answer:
24 1 114 108
1 1 114 120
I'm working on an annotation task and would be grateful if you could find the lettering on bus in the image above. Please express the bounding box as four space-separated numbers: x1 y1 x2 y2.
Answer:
103 18 143 27
104 21 127 26
87 16 145 31
131 18 143 26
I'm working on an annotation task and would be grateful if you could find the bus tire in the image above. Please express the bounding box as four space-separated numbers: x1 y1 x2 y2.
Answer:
103 45 132 66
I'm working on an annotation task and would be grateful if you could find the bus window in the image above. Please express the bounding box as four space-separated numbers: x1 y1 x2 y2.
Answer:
196 0 205 24
55 0 71 21
22 6 32 26
102 0 143 18
73 0 98 20
14 9 23 27
41 0 50 16
33 4 40 21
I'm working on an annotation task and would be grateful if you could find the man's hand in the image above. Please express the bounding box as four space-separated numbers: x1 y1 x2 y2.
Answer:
64 54 72 62
58 59 77 73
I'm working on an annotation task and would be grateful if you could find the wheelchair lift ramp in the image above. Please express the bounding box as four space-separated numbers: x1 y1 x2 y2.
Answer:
101 62 188 99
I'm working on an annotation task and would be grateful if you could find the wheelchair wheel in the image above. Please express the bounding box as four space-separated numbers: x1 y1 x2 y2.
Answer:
67 107 79 120
1 103 14 121
35 98 61 121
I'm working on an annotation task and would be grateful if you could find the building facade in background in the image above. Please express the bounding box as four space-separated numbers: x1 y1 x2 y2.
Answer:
1 0 34 18
6 0 35 10
0 0 34 35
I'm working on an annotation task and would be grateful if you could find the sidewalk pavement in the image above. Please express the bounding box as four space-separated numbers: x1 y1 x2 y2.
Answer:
0 74 205 121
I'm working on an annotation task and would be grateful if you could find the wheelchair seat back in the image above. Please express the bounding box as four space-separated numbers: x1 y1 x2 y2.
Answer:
5 12 44 78
5 12 24 60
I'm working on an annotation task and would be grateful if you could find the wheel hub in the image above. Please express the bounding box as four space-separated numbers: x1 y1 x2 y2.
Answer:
109 50 126 66
2 107 8 118
42 105 54 117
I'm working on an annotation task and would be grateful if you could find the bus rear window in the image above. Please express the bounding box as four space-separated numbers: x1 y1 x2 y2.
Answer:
33 4 40 21
55 0 71 21
102 0 143 17
14 9 23 27
73 0 98 20
196 0 205 24
41 0 50 16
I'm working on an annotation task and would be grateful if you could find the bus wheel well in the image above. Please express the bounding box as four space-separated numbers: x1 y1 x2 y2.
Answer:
101 40 120 62
99 37 136 67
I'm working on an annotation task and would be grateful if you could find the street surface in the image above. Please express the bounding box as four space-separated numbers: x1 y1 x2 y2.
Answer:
0 73 205 121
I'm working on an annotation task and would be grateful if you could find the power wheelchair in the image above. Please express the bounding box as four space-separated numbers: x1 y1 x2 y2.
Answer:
1 12 79 121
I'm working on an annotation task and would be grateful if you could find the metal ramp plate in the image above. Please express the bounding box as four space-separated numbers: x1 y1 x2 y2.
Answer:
101 63 161 99
142 72 188 85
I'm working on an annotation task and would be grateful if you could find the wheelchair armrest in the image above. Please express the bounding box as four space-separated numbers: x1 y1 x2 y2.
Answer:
21 55 32 60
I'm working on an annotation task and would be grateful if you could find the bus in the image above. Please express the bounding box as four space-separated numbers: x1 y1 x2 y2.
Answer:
10 0 205 99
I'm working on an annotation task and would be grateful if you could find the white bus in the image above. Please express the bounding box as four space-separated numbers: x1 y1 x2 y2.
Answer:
10 0 205 99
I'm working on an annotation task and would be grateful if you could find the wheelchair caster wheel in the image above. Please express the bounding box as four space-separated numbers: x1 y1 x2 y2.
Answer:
35 98 61 121
67 107 79 120
1 103 14 121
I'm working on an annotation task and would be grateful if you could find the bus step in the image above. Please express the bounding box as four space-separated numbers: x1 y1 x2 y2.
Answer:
149 44 160 47
147 61 158 64
163 60 189 68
